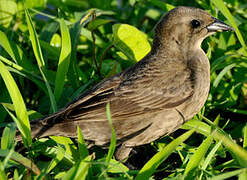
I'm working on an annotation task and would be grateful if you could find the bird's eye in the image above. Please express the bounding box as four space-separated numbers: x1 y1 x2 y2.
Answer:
191 19 201 28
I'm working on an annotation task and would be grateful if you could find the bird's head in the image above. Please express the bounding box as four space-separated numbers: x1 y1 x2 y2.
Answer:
152 6 234 53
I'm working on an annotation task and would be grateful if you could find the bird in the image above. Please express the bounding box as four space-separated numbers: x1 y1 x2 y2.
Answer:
16 6 234 160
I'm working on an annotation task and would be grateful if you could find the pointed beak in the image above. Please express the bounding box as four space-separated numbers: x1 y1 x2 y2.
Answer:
206 18 234 32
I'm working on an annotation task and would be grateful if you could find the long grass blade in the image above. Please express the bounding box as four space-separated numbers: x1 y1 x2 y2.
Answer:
0 149 40 175
77 126 89 160
184 135 214 179
0 161 7 180
135 129 194 180
105 102 116 163
62 155 92 180
184 119 247 167
25 9 57 112
209 168 246 180
54 19 71 102
0 61 31 146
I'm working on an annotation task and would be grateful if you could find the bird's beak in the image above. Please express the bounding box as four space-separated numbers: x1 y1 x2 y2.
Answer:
206 18 234 32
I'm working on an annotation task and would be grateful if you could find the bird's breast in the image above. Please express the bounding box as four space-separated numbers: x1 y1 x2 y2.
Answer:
178 52 211 120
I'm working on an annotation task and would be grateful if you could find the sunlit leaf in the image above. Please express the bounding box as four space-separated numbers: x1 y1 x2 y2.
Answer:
0 61 31 146
0 0 17 27
113 24 151 61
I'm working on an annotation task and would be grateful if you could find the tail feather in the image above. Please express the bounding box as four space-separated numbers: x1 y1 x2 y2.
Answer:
15 113 63 142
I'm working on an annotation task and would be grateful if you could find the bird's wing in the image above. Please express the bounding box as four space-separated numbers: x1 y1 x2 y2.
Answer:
112 58 194 117
65 58 194 121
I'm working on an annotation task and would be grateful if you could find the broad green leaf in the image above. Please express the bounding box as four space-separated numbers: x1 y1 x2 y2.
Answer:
135 130 194 180
0 0 17 27
113 24 151 61
54 19 71 102
0 61 31 146
105 103 116 163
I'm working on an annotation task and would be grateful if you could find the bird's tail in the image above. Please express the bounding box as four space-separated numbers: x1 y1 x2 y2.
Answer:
15 113 62 142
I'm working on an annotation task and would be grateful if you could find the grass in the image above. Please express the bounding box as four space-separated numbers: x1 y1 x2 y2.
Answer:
0 0 247 179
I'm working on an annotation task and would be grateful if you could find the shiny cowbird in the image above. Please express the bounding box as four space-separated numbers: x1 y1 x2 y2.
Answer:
16 6 234 160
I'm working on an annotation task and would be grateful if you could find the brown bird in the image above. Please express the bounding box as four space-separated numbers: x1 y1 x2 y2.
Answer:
16 6 233 160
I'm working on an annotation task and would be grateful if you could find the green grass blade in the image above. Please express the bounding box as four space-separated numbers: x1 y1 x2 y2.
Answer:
25 9 45 68
13 169 19 180
0 61 31 146
0 55 42 82
201 140 222 170
62 155 92 180
239 169 247 180
0 30 19 64
54 19 71 102
184 135 214 179
213 63 236 88
211 0 247 54
243 123 247 149
135 129 195 180
0 161 7 180
0 30 38 72
77 126 89 160
209 168 246 180
0 149 40 175
46 145 65 173
184 116 220 179
213 128 247 167
184 119 247 167
50 136 75 157
25 9 57 112
1 124 15 150
105 102 116 163
182 119 211 137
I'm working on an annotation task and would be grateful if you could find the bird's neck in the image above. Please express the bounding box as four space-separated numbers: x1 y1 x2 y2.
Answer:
151 38 202 63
